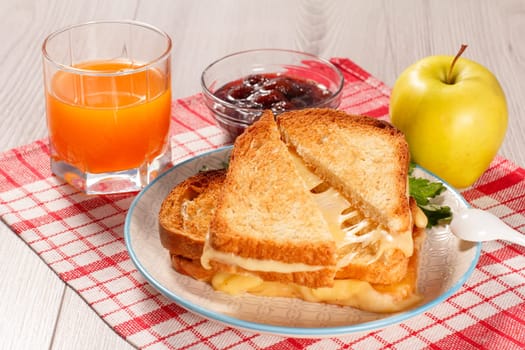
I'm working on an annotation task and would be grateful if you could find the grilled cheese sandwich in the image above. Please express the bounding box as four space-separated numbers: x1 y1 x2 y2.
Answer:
200 152 415 276
159 108 427 313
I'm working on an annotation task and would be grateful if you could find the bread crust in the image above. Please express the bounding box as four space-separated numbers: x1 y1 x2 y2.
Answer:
208 261 336 289
158 169 226 259
170 254 215 282
277 108 412 237
372 225 426 300
169 254 336 289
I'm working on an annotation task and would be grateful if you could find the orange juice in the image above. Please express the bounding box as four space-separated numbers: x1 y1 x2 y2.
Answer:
46 60 171 173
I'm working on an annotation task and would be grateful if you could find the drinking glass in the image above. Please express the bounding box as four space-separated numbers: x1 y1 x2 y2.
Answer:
42 20 172 194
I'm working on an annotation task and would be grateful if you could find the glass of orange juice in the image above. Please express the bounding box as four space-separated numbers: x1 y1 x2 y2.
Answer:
42 20 172 194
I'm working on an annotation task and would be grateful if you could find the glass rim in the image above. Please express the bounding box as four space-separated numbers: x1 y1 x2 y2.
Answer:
42 20 172 76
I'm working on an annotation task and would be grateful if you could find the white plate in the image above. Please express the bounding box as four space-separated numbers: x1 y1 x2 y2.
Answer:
124 146 481 338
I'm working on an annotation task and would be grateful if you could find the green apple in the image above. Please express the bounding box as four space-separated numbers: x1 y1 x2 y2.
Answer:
390 46 508 188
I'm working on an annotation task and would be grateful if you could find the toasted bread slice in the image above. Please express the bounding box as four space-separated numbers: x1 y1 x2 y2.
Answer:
277 108 412 237
158 169 226 259
170 254 215 282
203 111 337 288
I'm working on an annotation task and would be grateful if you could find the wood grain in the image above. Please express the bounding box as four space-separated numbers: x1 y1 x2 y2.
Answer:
0 1 523 349
0 226 64 350
52 288 134 350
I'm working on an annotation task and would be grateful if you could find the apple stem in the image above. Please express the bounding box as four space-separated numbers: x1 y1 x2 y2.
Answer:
446 44 468 84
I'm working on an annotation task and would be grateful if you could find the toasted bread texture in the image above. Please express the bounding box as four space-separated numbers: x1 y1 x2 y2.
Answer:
277 108 412 237
205 111 337 288
158 169 226 259
170 254 215 282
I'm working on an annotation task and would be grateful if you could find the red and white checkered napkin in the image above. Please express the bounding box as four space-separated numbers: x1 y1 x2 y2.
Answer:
0 58 524 349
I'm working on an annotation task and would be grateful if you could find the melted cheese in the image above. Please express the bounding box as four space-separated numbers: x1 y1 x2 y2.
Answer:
201 151 414 275
211 272 422 313
290 152 414 260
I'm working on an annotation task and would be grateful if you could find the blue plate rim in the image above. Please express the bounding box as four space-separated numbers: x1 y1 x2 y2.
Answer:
124 146 482 337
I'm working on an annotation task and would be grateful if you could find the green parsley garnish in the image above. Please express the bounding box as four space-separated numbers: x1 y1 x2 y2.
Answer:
408 163 453 228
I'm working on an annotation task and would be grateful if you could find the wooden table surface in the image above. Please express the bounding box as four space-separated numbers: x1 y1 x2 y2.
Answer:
1 1 524 349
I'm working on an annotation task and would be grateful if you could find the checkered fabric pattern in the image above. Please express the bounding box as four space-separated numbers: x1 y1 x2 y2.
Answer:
0 58 524 350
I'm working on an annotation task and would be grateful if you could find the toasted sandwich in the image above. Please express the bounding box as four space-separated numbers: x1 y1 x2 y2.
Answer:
158 169 226 281
202 110 338 288
277 109 416 284
158 108 428 313
277 109 412 237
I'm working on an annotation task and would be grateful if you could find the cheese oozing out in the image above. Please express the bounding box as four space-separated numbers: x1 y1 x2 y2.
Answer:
201 243 326 272
289 152 414 265
200 152 414 274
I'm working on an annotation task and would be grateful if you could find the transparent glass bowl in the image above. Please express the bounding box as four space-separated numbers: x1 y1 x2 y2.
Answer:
201 49 344 139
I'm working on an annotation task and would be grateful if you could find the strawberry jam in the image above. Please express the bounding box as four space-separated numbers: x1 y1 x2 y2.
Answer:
213 73 332 114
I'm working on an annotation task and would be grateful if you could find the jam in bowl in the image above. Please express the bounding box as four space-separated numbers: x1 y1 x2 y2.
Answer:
214 73 332 113
201 49 344 139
